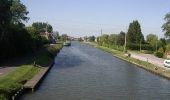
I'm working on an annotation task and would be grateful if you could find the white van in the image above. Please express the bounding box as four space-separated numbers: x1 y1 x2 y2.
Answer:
163 60 170 67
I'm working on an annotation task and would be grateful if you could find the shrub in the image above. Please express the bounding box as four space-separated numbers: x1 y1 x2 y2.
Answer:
154 51 164 58
127 43 153 51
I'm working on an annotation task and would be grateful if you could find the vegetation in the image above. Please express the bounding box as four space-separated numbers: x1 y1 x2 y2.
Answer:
0 44 62 100
162 12 170 38
0 0 59 60
146 34 158 51
32 22 53 33
127 20 144 44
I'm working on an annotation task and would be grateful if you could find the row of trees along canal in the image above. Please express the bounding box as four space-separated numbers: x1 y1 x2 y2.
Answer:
86 13 170 58
0 0 66 61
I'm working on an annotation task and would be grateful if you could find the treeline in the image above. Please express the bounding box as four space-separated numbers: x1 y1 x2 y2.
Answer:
87 16 170 58
0 0 58 60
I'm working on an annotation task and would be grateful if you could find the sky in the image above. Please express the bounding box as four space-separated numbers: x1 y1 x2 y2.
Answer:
21 0 170 38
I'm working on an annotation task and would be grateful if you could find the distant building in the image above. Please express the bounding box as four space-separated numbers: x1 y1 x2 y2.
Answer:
40 32 57 43
40 31 49 40
166 51 170 59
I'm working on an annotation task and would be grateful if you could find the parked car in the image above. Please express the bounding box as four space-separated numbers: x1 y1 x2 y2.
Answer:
163 60 170 67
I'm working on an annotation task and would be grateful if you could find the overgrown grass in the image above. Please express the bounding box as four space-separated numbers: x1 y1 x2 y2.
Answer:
0 44 63 100
85 42 170 80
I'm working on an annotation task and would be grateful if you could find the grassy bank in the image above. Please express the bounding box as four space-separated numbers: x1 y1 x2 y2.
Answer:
85 42 170 79
0 44 62 100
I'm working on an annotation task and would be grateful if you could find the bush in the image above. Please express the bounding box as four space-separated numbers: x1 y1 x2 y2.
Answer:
154 51 164 58
127 43 153 51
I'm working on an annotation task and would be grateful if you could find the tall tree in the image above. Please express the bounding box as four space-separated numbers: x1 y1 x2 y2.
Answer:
162 12 170 38
10 0 29 24
146 34 158 50
127 20 144 44
0 0 12 41
117 31 125 46
159 38 167 52
88 36 95 42
32 22 53 33
100 34 109 45
108 34 118 45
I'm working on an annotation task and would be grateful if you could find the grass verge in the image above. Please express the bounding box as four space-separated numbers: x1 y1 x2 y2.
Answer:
0 44 63 100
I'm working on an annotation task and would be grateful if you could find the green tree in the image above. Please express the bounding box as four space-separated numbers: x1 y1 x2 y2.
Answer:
61 34 68 41
108 34 118 45
88 36 95 42
117 31 125 46
146 34 158 50
158 38 167 53
100 34 109 46
0 0 12 41
127 20 144 44
10 0 29 24
32 22 53 33
162 12 170 38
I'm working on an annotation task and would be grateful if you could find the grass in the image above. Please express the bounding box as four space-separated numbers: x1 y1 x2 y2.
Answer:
85 42 170 80
0 43 63 100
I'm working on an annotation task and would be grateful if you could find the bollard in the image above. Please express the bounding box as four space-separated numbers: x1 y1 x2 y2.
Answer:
12 96 15 100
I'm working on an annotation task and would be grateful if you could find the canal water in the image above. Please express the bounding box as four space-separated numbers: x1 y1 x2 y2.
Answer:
21 42 170 100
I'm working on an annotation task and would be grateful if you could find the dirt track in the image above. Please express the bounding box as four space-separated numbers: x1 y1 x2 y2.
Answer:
130 52 165 68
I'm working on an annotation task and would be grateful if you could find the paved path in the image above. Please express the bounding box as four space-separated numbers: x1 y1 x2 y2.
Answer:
130 52 165 68
24 67 49 91
0 67 17 76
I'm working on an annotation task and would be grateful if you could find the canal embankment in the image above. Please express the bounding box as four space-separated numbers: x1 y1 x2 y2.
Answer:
84 42 170 80
0 44 63 100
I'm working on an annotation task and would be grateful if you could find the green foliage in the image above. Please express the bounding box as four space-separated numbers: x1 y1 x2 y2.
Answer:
32 22 53 33
108 34 118 45
0 44 62 100
0 65 40 99
162 12 170 38
99 34 109 46
60 34 68 41
127 20 144 44
88 36 95 42
154 51 164 58
117 31 125 46
127 43 153 51
146 34 158 50
10 0 29 23
158 38 167 53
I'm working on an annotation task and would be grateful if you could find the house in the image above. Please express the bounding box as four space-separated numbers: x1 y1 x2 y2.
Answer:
166 51 170 59
40 31 49 40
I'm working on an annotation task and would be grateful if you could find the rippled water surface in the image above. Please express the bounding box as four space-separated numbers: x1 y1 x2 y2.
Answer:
21 42 170 100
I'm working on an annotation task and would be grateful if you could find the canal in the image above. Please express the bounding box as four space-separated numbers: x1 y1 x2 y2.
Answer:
21 42 170 100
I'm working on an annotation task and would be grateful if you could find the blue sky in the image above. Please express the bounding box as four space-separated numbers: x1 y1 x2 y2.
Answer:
22 0 170 38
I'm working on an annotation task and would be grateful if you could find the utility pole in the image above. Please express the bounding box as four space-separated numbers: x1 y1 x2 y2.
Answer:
123 33 127 53
156 40 158 52
155 34 158 52
101 29 103 36
140 39 142 52
124 26 128 53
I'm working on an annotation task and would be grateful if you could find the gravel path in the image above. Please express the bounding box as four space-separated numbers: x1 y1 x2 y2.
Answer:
130 52 165 68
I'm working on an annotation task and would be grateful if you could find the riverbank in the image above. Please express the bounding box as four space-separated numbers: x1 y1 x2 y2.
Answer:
84 42 170 79
0 44 63 100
